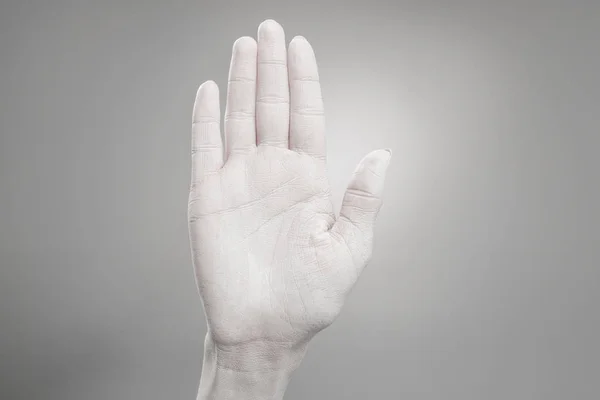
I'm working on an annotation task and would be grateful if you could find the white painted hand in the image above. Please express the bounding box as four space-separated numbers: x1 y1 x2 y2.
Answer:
188 20 392 351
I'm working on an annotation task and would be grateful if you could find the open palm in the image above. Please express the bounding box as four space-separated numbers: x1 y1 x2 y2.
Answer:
188 20 391 348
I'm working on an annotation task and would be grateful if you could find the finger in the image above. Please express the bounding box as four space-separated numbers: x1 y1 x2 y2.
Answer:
330 149 392 269
256 19 289 148
288 36 326 161
224 36 258 157
191 80 223 185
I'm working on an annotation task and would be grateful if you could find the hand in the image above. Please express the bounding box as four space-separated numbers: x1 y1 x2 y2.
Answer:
188 19 391 369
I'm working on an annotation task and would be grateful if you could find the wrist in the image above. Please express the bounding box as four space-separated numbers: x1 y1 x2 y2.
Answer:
197 333 310 400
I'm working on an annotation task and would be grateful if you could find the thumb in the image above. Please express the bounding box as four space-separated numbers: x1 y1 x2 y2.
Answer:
330 148 392 268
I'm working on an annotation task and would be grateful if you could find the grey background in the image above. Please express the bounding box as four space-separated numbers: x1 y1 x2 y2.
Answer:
1 1 599 399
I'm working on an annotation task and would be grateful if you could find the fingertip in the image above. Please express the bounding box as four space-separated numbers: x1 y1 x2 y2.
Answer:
291 35 307 43
364 148 392 169
233 36 258 54
258 19 284 37
351 149 392 194
193 80 220 122
289 35 312 53
198 80 218 97
379 148 392 166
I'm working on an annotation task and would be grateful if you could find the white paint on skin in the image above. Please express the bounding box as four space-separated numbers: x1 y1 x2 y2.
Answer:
190 18 391 400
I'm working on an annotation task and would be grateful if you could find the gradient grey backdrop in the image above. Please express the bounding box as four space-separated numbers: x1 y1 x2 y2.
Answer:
1 1 599 399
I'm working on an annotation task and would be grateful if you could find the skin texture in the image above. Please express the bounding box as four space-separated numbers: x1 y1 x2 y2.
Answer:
189 19 391 399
